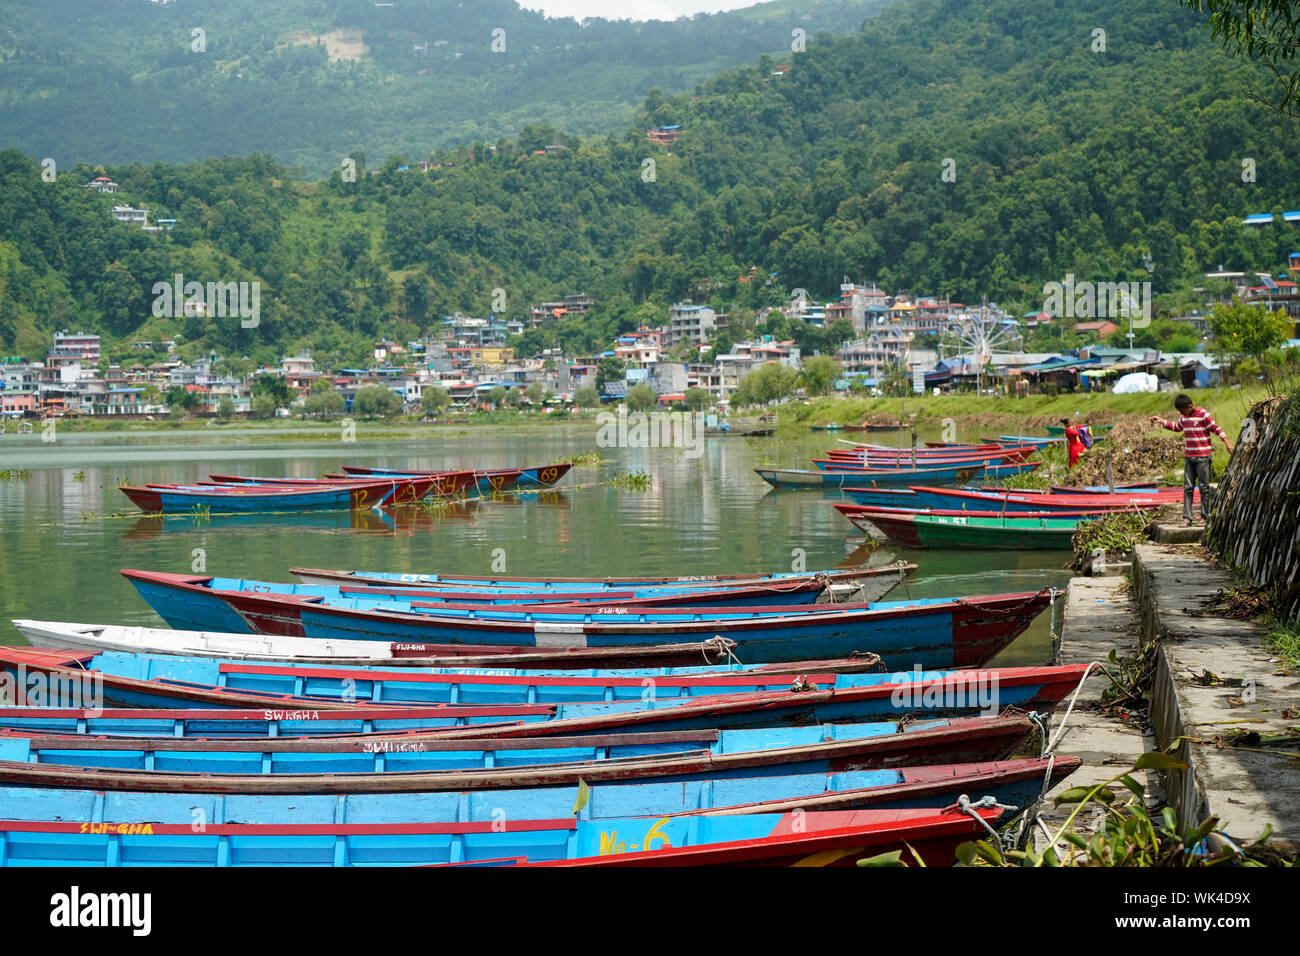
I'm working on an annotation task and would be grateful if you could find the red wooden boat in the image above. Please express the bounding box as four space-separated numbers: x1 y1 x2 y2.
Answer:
208 471 479 497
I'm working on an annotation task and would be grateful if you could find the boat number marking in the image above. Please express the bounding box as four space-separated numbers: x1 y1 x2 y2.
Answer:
599 817 671 856
80 823 155 835
538 467 558 483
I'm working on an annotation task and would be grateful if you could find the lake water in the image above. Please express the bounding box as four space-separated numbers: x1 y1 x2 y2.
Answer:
0 422 1071 665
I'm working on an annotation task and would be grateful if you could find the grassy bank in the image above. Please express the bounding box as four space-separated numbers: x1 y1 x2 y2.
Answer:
780 386 1268 470
31 411 606 442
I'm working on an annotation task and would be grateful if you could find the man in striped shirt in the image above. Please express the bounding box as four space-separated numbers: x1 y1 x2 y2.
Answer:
1149 394 1234 525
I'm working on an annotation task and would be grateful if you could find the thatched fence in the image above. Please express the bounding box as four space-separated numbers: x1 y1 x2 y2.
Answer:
1204 395 1300 623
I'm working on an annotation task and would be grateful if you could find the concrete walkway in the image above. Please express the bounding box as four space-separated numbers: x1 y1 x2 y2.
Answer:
1133 543 1300 851
1033 576 1157 853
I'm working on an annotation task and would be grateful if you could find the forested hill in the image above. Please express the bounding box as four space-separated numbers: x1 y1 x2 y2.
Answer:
0 0 891 176
1 0 1297 369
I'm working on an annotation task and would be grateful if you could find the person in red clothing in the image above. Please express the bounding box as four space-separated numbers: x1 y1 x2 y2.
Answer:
1060 419 1086 469
1149 394 1234 526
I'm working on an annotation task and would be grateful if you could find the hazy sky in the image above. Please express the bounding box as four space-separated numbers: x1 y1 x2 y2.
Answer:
519 1 763 21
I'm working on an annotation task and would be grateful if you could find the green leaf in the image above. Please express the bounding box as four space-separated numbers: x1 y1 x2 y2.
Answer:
1053 786 1092 805
1134 751 1189 771
1118 774 1145 798
856 849 905 867
571 778 591 815
1161 807 1179 832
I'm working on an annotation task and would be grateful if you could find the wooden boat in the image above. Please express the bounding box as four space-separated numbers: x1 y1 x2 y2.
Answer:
1048 484 1163 494
0 714 1050 793
809 424 845 432
209 471 479 497
0 701 1035 749
12 622 887 676
342 462 573 493
0 646 1086 729
0 805 1004 867
1046 423 1113 437
822 444 1038 464
0 756 1078 828
844 423 912 432
114 573 889 612
117 476 436 514
12 647 904 707
835 506 1086 550
9 621 755 670
901 485 1178 513
288 564 915 601
994 435 1065 446
842 487 1115 515
756 461 1039 489
121 570 1057 668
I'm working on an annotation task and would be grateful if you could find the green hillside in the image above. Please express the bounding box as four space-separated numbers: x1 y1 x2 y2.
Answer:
0 0 1296 368
0 0 891 176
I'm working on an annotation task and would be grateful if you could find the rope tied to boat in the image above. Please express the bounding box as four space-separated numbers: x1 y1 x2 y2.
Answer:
1009 661 1104 851
1047 588 1061 657
701 635 740 666
790 675 814 693
813 572 837 603
955 794 1020 860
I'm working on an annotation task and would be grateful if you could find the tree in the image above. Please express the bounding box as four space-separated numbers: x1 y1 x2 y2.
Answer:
1179 0 1300 115
526 382 546 405
421 385 450 414
163 386 198 413
595 357 626 393
625 383 658 411
683 387 711 411
575 386 601 408
304 389 345 417
799 355 843 396
1208 299 1293 389
253 374 293 407
251 393 276 419
486 386 508 408
733 364 797 405
353 385 403 417
216 395 236 420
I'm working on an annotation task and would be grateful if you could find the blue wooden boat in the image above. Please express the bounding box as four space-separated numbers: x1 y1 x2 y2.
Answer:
288 565 901 595
0 715 1051 795
995 435 1064 447
121 570 1055 668
107 573 899 612
0 755 1078 824
9 648 1051 708
0 647 1087 731
0 805 1004 867
757 461 1039 489
342 463 572 494
117 476 438 514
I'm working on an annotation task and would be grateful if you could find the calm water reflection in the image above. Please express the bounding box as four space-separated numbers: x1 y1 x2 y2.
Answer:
0 424 1071 664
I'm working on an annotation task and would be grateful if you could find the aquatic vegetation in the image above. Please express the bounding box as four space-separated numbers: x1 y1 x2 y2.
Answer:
604 471 652 491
